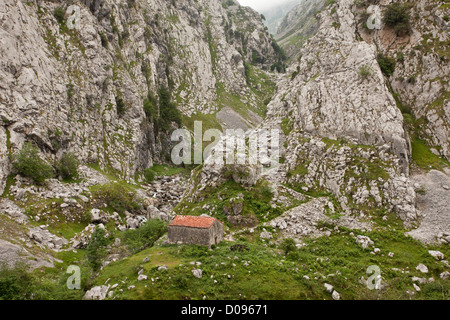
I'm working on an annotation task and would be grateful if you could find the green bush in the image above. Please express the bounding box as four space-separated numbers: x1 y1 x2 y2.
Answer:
12 142 55 184
92 183 142 214
99 32 108 48
0 263 33 300
377 53 396 77
53 7 66 25
123 219 167 254
116 96 126 117
56 153 79 180
382 2 411 36
143 91 158 120
157 87 181 131
87 227 110 271
280 238 297 256
143 168 156 182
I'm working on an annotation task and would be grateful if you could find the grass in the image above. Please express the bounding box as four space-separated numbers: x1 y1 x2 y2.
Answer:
286 163 309 178
145 164 190 178
87 221 450 300
181 112 222 134
411 138 450 171
174 179 282 228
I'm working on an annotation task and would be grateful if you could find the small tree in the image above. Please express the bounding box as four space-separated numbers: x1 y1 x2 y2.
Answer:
56 153 79 180
377 53 396 77
383 3 411 36
13 142 55 184
124 219 167 254
53 7 66 25
280 238 297 256
115 96 126 117
86 227 109 271
92 183 142 214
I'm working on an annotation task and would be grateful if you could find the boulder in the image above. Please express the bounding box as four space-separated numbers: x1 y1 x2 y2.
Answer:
428 250 445 261
84 285 110 300
192 269 203 279
90 209 110 224
416 264 429 273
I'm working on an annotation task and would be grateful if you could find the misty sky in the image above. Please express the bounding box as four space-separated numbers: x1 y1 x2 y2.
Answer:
238 0 295 12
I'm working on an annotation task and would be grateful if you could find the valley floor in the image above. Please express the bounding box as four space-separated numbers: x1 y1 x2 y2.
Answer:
0 163 449 300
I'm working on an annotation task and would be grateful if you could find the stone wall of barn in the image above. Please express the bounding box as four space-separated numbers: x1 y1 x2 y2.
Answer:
209 221 224 245
168 226 211 246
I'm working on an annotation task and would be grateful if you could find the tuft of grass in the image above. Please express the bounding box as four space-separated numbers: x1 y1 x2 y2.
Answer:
359 65 372 79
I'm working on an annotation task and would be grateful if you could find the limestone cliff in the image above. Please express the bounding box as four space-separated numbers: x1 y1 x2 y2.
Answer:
356 0 449 161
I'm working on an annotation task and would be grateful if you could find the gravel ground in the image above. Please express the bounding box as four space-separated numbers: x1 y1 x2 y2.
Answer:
407 168 450 244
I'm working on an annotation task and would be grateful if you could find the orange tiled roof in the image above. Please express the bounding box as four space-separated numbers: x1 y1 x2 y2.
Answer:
169 215 221 229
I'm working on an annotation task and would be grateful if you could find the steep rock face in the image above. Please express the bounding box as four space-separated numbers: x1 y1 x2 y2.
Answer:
356 0 449 161
268 0 410 171
0 0 279 194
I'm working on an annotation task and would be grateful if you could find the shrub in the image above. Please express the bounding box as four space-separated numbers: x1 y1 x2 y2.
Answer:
382 2 411 36
53 7 66 25
123 219 167 253
67 84 75 100
56 153 79 180
280 238 297 256
143 91 158 120
377 53 396 77
157 87 181 131
87 227 109 271
0 263 33 300
12 142 55 184
99 32 108 48
92 183 142 214
143 168 156 182
115 96 126 117
358 65 372 79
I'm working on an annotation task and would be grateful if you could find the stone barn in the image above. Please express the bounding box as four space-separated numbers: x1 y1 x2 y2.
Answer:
168 215 223 247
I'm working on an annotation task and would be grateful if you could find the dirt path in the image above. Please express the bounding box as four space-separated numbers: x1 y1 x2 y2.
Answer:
407 168 450 244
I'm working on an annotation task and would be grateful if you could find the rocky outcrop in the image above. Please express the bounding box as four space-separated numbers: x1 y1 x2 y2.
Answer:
268 0 410 171
0 239 56 269
84 285 110 300
357 0 449 160
0 199 28 224
28 225 68 251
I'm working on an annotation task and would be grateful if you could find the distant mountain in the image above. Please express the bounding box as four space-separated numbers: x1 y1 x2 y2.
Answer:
260 0 304 35
275 0 326 60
